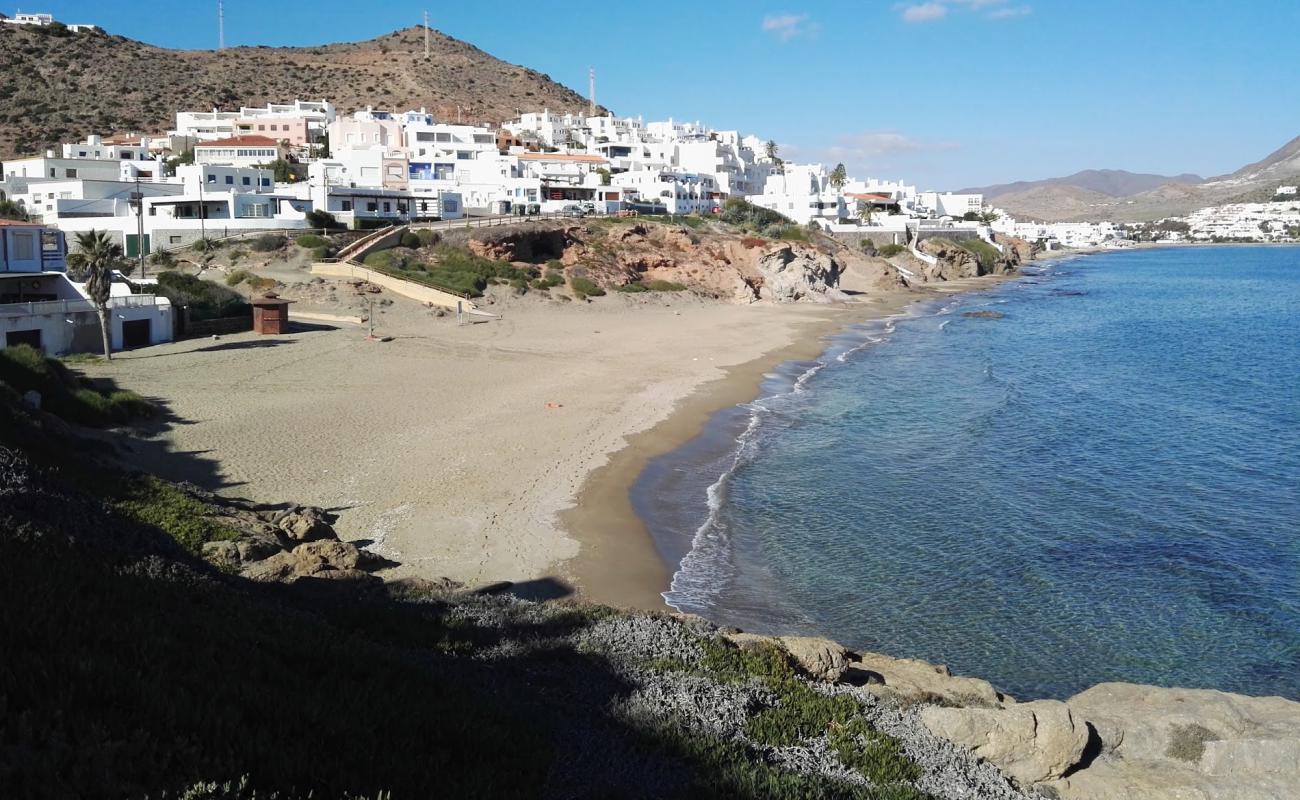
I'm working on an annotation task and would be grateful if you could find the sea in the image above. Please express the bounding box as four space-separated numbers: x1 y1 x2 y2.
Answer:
634 245 1300 701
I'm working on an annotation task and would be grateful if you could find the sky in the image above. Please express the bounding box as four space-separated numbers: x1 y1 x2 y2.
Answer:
27 0 1300 189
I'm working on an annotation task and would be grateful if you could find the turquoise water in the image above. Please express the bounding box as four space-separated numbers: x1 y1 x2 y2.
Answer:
635 246 1300 700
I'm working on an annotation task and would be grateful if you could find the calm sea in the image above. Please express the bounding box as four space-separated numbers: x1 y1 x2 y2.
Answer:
634 245 1300 700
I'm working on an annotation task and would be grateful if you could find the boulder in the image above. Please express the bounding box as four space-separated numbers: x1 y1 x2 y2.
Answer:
920 699 1089 785
201 540 240 570
241 540 363 582
1040 683 1300 800
777 636 849 683
846 651 1008 708
755 245 847 303
234 531 283 563
275 507 336 543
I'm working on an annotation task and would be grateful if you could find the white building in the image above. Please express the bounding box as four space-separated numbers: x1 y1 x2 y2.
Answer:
0 220 172 354
917 192 984 219
193 136 286 169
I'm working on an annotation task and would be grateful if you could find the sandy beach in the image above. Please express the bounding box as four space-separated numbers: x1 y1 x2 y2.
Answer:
84 272 1015 609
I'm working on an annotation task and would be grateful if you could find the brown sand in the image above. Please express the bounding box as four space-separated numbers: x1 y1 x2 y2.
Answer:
85 274 1015 608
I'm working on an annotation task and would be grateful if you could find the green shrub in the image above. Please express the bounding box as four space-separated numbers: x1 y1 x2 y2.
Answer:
1167 723 1219 762
617 283 649 293
311 245 332 260
720 198 792 231
190 238 217 253
0 346 156 427
295 234 328 249
306 209 339 229
225 269 254 286
149 249 176 267
957 238 1002 272
877 243 906 258
249 234 286 253
416 229 439 247
827 717 923 788
111 476 242 555
570 276 605 298
155 271 250 321
400 232 421 249
644 279 688 292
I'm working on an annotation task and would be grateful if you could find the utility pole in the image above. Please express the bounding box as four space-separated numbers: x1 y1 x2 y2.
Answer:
423 10 430 58
131 177 146 278
217 0 224 51
198 177 207 243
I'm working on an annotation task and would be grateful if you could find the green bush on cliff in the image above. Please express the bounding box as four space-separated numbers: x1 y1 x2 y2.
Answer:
877 244 906 258
957 239 1002 272
0 345 156 427
570 276 605 298
111 476 242 556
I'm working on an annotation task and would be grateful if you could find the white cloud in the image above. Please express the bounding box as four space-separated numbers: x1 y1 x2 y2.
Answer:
987 4 1032 18
819 131 961 167
761 13 817 41
899 3 949 22
897 0 1032 23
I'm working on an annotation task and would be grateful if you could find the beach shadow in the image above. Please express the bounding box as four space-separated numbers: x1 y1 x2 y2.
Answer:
287 321 341 333
192 339 297 354
475 577 575 602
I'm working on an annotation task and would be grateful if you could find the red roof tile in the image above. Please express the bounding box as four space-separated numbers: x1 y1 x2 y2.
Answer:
195 135 282 148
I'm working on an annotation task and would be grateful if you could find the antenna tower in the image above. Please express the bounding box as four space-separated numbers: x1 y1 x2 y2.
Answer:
423 11 430 58
588 67 596 115
218 0 225 51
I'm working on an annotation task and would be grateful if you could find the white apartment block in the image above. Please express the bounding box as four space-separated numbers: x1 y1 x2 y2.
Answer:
917 192 984 218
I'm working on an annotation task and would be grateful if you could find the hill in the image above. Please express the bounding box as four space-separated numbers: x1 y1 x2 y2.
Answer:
969 136 1300 222
0 24 600 158
960 169 1203 201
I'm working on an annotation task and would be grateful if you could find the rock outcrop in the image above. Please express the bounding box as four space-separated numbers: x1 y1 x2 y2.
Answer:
754 245 848 303
846 651 1010 709
1040 683 1300 800
453 220 859 304
920 700 1089 785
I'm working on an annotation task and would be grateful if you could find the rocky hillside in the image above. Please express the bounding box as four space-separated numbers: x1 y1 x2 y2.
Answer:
970 135 1300 222
0 24 599 157
452 218 902 303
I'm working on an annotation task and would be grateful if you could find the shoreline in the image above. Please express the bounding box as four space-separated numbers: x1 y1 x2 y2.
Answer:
561 272 1024 611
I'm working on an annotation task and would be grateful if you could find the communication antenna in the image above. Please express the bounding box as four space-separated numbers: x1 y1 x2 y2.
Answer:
217 0 225 51
423 11 430 58
588 67 596 115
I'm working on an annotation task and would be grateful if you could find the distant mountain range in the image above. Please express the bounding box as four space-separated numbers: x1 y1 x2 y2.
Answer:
0 25 600 158
961 135 1300 222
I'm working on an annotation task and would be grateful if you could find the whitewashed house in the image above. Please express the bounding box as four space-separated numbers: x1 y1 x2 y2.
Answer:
193 136 286 169
0 220 172 353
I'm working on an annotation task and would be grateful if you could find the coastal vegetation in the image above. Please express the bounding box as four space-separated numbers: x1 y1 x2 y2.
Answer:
0 344 154 427
364 244 532 298
155 271 251 320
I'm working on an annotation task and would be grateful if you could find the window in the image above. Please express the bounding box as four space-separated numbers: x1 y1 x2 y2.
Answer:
77 151 87 157
341 200 353 212
65 168 77 178
225 176 234 185
382 202 391 213
366 202 377 212
242 176 251 186
170 236 182 245
443 199 459 213
13 232 35 260
207 174 217 184
258 124 266 131
260 178 271 187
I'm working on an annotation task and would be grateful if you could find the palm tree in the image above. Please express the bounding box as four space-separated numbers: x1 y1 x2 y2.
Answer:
765 139 784 174
829 163 848 192
66 230 123 360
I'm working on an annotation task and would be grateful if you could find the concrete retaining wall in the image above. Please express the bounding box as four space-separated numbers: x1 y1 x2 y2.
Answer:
310 261 476 310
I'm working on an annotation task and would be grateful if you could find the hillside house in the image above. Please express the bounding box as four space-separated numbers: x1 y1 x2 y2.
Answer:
193 136 286 169
0 220 172 353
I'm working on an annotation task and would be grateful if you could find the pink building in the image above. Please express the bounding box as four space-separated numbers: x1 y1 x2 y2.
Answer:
235 117 312 147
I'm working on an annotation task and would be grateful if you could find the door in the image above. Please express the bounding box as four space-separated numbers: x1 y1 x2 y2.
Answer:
122 319 151 349
5 329 42 349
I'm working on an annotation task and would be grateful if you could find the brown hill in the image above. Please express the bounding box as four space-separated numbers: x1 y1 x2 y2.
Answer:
0 25 601 158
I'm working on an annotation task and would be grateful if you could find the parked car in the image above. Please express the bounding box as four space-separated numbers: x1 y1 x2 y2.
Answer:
580 201 597 215
561 204 586 217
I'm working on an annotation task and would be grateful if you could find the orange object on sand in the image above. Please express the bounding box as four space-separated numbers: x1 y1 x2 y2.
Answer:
545 402 563 409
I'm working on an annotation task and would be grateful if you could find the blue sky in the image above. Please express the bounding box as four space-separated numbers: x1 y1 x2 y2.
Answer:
29 0 1300 189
